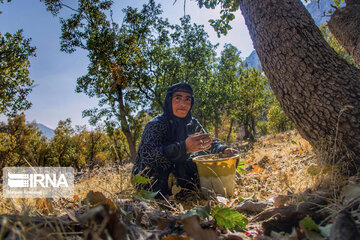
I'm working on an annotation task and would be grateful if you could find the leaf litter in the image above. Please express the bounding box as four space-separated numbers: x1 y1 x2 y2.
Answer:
0 130 359 239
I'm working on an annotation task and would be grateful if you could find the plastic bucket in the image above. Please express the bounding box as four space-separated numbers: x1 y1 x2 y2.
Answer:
193 154 239 199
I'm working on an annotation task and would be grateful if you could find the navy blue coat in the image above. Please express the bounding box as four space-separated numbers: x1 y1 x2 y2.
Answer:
132 113 227 195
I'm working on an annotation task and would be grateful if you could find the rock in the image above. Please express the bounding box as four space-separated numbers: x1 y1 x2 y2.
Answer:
330 210 360 240
235 200 271 213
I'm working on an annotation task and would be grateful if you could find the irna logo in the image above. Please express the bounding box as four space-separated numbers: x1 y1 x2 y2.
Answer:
3 167 74 198
8 173 69 188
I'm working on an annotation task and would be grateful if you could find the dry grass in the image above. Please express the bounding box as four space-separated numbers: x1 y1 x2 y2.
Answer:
235 130 346 201
0 164 134 216
0 130 347 217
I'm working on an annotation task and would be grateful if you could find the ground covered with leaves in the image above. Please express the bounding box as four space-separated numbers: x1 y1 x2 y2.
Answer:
0 130 359 239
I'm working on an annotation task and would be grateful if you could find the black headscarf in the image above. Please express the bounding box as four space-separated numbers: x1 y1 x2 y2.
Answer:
163 83 194 142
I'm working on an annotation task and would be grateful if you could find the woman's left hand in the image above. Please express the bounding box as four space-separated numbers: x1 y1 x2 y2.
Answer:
224 148 238 155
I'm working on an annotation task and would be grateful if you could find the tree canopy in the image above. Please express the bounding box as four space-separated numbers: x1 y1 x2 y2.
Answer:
0 30 36 116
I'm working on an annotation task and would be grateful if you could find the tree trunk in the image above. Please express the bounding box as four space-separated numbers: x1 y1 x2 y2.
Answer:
243 117 250 141
116 87 137 161
226 118 234 143
214 121 219 139
328 1 360 66
250 114 256 140
238 0 360 166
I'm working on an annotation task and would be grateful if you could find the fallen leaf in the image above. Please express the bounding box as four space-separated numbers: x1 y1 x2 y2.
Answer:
211 205 248 229
85 190 115 211
321 165 338 174
64 208 79 222
171 185 182 196
224 234 244 240
162 235 190 240
139 189 159 199
252 165 264 173
217 196 228 205
131 175 151 185
157 217 170 231
182 215 217 240
36 198 52 214
307 166 321 176
181 206 210 220
341 183 360 203
85 191 107 205
299 219 324 240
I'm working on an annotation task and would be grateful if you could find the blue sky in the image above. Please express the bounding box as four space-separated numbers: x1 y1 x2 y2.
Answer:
0 0 254 129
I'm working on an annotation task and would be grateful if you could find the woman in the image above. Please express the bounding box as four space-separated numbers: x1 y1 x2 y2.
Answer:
132 82 237 196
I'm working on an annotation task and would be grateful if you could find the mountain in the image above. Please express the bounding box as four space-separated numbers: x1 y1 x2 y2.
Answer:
243 0 337 70
37 123 55 139
244 50 262 70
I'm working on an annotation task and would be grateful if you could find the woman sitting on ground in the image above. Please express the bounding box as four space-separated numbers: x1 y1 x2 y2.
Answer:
131 82 237 196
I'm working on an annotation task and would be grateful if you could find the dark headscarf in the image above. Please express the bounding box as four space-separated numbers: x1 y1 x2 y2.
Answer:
163 83 194 142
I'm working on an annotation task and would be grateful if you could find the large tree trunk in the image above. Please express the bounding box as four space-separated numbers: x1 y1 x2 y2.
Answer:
238 0 360 167
328 0 360 66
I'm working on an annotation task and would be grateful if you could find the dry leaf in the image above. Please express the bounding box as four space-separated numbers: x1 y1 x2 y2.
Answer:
299 220 324 240
224 234 244 240
157 217 170 231
172 185 182 196
35 198 52 214
85 191 107 205
162 235 190 240
85 190 115 211
182 215 217 240
252 165 264 173
64 208 79 222
299 148 303 155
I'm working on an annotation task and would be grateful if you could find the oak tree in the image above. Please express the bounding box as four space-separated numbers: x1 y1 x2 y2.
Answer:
197 0 360 168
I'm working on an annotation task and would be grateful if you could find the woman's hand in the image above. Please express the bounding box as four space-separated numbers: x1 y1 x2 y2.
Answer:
185 133 212 153
224 148 238 155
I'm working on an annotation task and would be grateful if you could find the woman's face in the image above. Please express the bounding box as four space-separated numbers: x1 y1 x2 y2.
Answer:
171 91 192 118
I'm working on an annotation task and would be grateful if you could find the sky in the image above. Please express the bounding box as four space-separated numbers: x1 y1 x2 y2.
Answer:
0 0 254 130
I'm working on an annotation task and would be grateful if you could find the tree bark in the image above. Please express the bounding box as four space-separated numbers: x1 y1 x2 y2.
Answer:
226 118 234 143
116 87 137 161
214 121 219 139
238 0 360 166
328 1 360 66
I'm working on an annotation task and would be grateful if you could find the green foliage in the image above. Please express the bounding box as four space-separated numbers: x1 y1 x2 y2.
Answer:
0 0 12 14
319 24 355 66
267 98 294 134
300 216 332 237
301 216 319 231
0 114 49 169
237 160 246 174
131 175 151 185
50 119 130 169
211 204 248 229
234 67 271 141
41 0 170 160
256 120 268 136
0 114 131 169
181 206 211 220
138 189 159 199
197 0 240 37
0 30 36 116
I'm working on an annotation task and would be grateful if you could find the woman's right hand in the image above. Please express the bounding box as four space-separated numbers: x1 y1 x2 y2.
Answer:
185 133 212 153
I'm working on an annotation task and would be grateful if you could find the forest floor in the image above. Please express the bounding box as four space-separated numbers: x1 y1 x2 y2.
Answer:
0 130 359 239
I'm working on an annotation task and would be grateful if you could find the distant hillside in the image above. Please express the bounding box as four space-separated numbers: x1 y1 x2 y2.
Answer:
244 50 262 70
37 123 55 139
244 0 336 70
